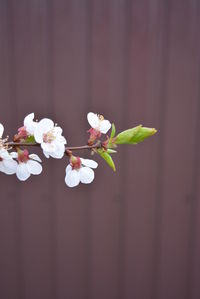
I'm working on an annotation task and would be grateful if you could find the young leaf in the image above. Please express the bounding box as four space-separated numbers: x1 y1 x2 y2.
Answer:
107 149 117 154
25 135 36 143
130 127 157 144
115 125 141 144
97 149 116 171
115 125 157 145
110 123 116 138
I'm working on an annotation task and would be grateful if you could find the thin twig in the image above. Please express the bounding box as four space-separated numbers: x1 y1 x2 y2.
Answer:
6 141 102 152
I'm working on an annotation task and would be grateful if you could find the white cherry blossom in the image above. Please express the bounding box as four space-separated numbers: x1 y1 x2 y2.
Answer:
11 150 42 181
15 113 38 141
34 118 67 159
65 157 98 187
87 112 111 134
0 123 18 175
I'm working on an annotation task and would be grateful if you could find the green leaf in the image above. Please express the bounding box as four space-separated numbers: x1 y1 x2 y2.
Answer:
25 135 36 143
110 123 116 138
130 127 157 144
97 149 116 171
107 149 117 154
115 125 157 144
115 125 141 144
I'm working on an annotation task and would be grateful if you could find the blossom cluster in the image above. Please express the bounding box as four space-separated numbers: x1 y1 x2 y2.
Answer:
0 112 112 187
0 112 157 188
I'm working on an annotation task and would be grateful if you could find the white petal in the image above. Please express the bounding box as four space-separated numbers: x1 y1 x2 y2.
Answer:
34 118 54 143
41 142 56 153
24 113 34 126
65 168 80 187
56 135 67 145
10 152 18 159
99 120 111 134
49 150 64 159
0 162 5 173
38 118 54 132
43 151 50 158
0 149 11 159
34 127 44 143
26 160 42 175
80 167 94 184
80 158 98 169
29 154 42 162
0 123 4 138
44 141 65 159
2 159 17 175
65 164 72 174
87 112 99 129
54 126 63 135
24 113 37 135
16 163 30 181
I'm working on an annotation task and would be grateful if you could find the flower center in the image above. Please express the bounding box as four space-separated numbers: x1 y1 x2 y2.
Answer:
43 130 56 143
70 156 82 170
98 114 104 121
18 149 29 163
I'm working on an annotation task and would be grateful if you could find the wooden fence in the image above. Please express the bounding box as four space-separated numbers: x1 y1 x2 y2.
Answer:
0 1 200 298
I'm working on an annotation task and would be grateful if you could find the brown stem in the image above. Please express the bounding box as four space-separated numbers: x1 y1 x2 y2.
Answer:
6 141 102 152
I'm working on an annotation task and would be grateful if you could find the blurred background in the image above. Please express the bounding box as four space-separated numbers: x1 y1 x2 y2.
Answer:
0 1 200 299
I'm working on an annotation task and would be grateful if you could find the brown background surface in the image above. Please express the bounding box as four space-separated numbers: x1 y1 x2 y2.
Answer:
0 1 200 299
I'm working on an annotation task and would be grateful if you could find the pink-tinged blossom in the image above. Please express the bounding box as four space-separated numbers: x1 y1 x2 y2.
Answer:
34 118 67 159
87 112 111 134
65 157 98 188
11 150 42 181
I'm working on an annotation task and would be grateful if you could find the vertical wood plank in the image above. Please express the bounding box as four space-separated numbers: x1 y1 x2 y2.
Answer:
9 1 56 298
122 1 165 298
186 2 200 299
0 1 20 298
89 1 128 298
53 1 90 298
155 1 200 299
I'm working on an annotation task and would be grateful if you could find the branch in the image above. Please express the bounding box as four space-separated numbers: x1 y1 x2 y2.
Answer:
6 141 102 152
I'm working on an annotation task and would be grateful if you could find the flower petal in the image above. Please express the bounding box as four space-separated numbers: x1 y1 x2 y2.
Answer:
65 164 72 174
1 149 11 159
24 112 34 125
29 154 42 162
80 158 98 169
41 142 56 153
24 113 37 135
34 118 54 143
2 159 17 175
0 123 4 138
34 127 43 143
49 150 64 159
16 163 30 181
54 126 63 135
43 151 50 158
10 152 18 159
80 166 94 184
65 168 80 187
44 141 65 159
38 118 54 131
26 160 42 175
87 112 99 129
0 162 5 173
99 120 111 134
